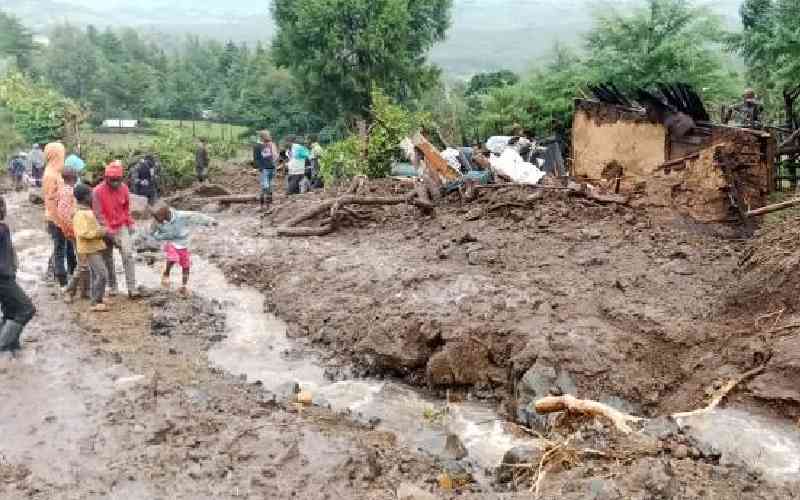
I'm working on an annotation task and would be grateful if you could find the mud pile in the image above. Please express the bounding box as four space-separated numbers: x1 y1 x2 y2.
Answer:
191 177 800 495
722 217 800 418
207 183 740 418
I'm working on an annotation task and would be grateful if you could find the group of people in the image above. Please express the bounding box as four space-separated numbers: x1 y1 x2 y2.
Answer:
6 144 46 190
252 131 323 207
0 141 216 354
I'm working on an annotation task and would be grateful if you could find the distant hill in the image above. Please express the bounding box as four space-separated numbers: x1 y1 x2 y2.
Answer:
5 0 744 76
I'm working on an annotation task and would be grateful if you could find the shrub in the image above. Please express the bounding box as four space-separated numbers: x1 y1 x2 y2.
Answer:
319 88 429 185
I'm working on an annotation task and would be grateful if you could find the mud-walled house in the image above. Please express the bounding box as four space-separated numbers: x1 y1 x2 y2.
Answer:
571 85 776 223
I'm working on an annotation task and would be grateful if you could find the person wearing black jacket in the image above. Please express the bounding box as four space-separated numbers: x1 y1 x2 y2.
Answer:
0 197 36 352
132 155 159 204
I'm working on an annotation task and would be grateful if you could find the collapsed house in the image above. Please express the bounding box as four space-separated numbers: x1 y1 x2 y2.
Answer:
572 84 776 223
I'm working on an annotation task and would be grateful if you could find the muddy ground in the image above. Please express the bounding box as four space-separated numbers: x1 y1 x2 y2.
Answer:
194 166 800 496
0 193 452 500
3 162 800 498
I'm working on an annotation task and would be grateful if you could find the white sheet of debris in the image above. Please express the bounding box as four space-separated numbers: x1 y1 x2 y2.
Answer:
490 148 546 185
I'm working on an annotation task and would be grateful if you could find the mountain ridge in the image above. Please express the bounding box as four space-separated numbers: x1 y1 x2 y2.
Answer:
4 0 744 75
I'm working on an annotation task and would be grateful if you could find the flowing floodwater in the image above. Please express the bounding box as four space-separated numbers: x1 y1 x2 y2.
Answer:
130 251 537 479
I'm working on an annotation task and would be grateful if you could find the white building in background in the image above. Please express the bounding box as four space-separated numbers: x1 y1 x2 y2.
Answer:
101 119 139 129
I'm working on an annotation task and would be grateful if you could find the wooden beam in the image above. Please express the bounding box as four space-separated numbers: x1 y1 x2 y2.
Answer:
746 197 800 218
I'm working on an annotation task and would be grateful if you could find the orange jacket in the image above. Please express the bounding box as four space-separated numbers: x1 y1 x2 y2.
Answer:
42 143 65 223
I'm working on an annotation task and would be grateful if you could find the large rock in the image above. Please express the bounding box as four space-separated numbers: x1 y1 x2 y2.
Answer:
426 341 491 386
356 320 440 372
750 334 800 404
129 193 150 219
496 445 543 483
516 359 577 429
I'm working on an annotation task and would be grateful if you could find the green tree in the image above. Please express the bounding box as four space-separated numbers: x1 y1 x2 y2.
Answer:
585 0 738 103
465 70 519 97
474 46 588 138
732 0 800 127
0 11 36 71
272 0 452 121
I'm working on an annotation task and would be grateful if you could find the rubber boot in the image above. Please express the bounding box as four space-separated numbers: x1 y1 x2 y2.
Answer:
0 320 24 352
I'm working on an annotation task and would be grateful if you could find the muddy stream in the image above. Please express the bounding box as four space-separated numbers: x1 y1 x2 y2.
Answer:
130 249 534 482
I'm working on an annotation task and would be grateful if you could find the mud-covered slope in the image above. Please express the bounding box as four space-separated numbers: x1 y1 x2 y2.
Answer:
192 182 752 422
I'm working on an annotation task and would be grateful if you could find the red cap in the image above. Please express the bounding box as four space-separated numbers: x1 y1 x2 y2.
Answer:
105 161 124 178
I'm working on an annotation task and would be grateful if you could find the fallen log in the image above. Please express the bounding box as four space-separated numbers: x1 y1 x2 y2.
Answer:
534 395 644 434
746 197 800 218
199 194 259 205
534 364 767 435
277 193 429 237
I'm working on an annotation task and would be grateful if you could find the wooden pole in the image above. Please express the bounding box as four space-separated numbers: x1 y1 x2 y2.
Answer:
746 197 800 217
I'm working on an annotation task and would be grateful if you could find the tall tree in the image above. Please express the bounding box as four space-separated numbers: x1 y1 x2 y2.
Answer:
732 0 800 127
0 11 36 71
585 0 738 103
272 0 453 121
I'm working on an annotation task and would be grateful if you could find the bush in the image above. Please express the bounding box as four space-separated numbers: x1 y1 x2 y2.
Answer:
318 88 429 185
319 136 366 187
82 124 244 191
0 72 79 144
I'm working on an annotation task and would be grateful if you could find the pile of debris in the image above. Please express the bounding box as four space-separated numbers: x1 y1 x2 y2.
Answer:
573 83 776 223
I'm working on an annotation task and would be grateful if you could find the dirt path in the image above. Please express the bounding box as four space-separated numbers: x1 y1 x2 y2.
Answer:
0 193 449 500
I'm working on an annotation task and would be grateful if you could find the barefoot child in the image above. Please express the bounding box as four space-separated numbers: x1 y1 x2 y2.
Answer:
70 184 110 312
150 203 216 295
0 196 36 352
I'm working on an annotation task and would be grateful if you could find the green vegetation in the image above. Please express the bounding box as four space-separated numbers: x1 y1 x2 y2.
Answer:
0 72 79 144
272 0 452 121
81 122 242 189
1 0 799 187
731 0 800 126
319 89 429 185
0 11 35 71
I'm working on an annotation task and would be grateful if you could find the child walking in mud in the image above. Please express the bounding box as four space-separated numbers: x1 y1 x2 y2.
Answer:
0 196 36 352
69 184 110 312
150 203 216 296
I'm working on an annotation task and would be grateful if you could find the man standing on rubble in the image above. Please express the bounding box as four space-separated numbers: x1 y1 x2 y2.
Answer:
724 88 763 129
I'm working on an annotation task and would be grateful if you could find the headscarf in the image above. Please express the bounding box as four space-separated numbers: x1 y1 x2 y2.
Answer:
65 154 85 173
42 142 66 222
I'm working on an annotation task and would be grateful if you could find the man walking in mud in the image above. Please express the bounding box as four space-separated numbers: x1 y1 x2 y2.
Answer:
93 161 140 299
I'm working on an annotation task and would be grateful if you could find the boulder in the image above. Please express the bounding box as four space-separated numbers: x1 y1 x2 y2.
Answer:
356 323 434 372
516 359 577 429
426 341 491 386
750 334 800 404
496 445 543 483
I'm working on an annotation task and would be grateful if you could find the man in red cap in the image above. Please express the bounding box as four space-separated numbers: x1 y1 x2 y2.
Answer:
92 161 139 298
